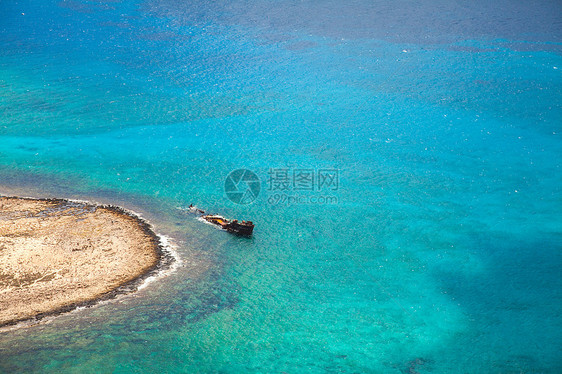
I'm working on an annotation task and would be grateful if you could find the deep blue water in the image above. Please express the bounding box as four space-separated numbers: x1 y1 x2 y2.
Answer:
1 0 561 372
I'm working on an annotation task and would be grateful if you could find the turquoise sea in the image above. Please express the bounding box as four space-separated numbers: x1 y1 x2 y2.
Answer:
1 0 561 372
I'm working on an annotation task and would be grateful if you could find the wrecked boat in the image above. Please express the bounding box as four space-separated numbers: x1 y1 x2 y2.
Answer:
188 205 254 236
202 214 255 236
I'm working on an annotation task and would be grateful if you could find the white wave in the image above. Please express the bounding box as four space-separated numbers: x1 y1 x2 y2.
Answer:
137 233 181 291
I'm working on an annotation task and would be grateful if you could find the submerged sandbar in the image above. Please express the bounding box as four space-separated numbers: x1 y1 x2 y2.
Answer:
0 196 169 327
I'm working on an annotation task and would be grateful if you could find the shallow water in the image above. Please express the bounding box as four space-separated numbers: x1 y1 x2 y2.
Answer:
1 0 561 372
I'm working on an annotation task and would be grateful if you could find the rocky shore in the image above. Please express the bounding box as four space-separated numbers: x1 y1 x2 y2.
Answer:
0 196 172 327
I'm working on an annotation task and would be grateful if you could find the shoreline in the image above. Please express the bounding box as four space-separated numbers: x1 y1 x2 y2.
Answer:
0 195 177 328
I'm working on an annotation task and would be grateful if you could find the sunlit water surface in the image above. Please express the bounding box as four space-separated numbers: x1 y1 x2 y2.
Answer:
0 0 561 372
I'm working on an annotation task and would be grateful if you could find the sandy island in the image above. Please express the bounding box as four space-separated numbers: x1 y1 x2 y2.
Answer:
0 196 170 327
